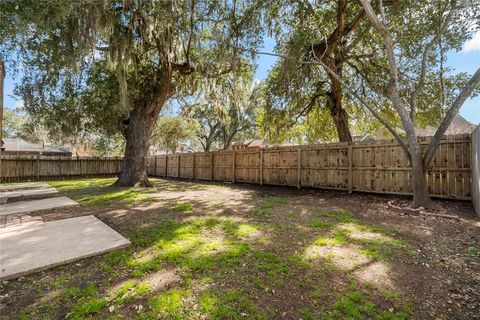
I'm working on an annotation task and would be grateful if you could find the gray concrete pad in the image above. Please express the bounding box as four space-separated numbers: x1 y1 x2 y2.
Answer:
0 187 59 201
0 183 49 192
0 197 78 216
0 215 130 280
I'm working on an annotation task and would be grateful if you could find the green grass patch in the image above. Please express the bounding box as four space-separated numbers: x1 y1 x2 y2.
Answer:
256 202 274 215
324 287 413 320
70 297 107 319
128 217 256 276
49 178 152 205
170 203 193 212
316 210 354 223
466 242 480 261
80 188 151 205
311 288 323 299
207 289 265 319
310 220 334 229
253 251 290 277
299 307 315 320
148 288 191 318
310 220 411 261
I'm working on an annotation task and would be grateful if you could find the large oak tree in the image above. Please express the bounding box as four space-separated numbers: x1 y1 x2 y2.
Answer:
1 0 262 186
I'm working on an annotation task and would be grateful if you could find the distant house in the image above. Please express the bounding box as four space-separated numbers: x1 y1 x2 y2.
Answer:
0 138 72 157
357 115 477 141
232 139 268 150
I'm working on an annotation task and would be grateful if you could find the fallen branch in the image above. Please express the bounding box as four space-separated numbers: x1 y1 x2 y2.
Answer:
419 211 459 220
388 200 421 213
388 200 459 220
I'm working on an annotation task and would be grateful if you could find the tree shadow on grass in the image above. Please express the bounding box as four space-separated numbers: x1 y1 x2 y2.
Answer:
11 179 418 320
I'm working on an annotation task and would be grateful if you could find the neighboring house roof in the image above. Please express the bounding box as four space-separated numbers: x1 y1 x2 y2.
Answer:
416 115 477 136
232 139 268 149
247 139 268 148
1 138 72 156
371 115 477 139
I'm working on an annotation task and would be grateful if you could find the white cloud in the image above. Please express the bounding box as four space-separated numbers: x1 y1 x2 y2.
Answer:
462 30 480 52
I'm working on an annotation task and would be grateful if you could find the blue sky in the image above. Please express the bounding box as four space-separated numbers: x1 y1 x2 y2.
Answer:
4 34 479 125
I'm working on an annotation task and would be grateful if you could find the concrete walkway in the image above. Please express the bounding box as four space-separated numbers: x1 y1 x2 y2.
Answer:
0 215 130 280
0 196 78 216
0 183 49 192
0 187 59 202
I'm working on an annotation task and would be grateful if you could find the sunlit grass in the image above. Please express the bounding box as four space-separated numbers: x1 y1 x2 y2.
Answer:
170 202 193 212
49 178 152 205
13 179 418 320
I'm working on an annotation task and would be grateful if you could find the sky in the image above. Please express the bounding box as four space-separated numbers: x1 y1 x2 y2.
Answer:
252 35 480 125
3 32 480 125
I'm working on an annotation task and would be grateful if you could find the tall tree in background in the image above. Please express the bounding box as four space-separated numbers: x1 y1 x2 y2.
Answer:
183 74 259 151
356 0 480 207
1 0 261 186
262 0 380 142
151 116 200 154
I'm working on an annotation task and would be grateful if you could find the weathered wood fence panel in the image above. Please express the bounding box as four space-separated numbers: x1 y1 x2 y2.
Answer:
0 156 123 182
148 134 473 200
471 127 480 215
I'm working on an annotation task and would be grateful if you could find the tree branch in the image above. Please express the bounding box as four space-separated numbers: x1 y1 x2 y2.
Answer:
359 0 418 158
410 3 455 109
311 45 410 157
423 67 480 167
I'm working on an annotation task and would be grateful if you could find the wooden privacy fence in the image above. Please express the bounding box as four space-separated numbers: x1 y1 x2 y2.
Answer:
148 134 473 200
0 156 123 183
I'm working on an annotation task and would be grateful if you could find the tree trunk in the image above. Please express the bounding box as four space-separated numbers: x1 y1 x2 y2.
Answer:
327 72 353 143
203 139 212 152
223 132 235 150
113 104 158 187
409 145 432 208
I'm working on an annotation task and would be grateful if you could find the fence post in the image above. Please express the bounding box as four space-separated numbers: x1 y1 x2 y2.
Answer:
154 156 157 177
232 150 236 183
297 147 302 189
80 157 84 178
165 155 168 177
348 145 353 193
177 154 181 178
36 154 40 181
260 149 264 185
210 153 214 181
31 155 35 181
192 153 195 180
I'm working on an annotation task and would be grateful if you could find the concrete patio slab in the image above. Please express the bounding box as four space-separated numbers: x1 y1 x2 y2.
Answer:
0 187 59 202
0 215 130 280
0 183 49 192
0 197 78 216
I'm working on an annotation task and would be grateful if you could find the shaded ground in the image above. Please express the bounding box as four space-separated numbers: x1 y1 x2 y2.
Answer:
0 177 479 320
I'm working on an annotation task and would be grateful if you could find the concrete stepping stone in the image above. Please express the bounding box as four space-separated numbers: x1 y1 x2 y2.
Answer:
0 215 130 280
0 196 78 216
0 183 49 192
0 187 59 202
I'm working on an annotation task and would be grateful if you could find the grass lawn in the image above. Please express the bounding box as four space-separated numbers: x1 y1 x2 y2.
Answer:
1 178 479 319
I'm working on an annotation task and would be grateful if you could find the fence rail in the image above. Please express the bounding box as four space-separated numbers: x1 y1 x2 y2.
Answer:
148 134 472 200
0 156 123 182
